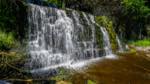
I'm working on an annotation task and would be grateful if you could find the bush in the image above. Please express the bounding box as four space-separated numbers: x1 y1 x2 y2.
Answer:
0 31 16 51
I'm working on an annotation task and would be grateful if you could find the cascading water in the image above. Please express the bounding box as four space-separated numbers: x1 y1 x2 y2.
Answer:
116 36 124 52
100 27 112 55
27 3 115 73
99 27 115 58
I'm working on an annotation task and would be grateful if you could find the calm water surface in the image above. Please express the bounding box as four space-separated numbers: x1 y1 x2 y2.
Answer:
71 51 150 84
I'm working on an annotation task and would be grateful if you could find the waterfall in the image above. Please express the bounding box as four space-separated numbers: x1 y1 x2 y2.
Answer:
27 4 115 72
116 36 124 52
100 27 112 55
99 27 115 58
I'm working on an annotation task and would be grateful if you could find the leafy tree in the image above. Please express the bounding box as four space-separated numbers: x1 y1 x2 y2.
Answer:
116 0 150 40
0 0 27 41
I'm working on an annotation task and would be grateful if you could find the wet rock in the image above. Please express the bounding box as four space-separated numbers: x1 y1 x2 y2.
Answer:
0 80 11 84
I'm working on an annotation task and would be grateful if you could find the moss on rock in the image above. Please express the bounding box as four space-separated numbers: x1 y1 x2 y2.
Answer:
95 16 118 51
95 24 104 49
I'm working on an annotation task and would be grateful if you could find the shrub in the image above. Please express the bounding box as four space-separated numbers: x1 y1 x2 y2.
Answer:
0 31 16 51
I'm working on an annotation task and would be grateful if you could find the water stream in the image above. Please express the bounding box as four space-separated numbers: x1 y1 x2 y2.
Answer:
100 27 113 56
116 36 124 52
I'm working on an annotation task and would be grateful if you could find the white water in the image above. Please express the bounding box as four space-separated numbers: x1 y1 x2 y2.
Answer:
100 27 115 58
27 4 116 72
116 36 124 52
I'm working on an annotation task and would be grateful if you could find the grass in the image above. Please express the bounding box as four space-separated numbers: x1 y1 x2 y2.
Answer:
129 39 150 47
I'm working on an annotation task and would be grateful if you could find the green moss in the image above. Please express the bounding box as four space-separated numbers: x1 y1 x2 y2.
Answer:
87 80 96 84
51 67 71 81
95 16 118 51
95 25 103 48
